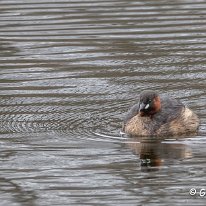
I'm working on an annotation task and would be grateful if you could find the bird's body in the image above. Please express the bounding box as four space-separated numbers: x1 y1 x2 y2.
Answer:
123 91 199 137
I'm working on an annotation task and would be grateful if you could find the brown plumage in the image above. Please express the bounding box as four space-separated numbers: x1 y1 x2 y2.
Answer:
123 90 200 137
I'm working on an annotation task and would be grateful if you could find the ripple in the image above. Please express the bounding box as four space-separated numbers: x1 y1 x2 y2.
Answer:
1 0 206 205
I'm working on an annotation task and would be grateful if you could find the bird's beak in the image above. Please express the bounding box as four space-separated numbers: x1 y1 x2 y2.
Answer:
139 103 150 112
139 102 146 112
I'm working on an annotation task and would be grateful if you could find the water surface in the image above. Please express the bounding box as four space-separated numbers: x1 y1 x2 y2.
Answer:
0 0 206 205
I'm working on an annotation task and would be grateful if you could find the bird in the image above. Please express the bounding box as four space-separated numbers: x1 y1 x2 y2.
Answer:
122 90 200 137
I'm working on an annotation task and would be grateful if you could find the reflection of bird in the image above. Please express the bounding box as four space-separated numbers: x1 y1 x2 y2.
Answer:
127 139 192 171
123 90 200 137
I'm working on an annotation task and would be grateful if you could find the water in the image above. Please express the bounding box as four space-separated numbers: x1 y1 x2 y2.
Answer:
0 0 206 205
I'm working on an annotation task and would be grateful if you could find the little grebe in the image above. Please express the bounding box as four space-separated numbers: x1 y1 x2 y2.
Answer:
123 90 200 137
